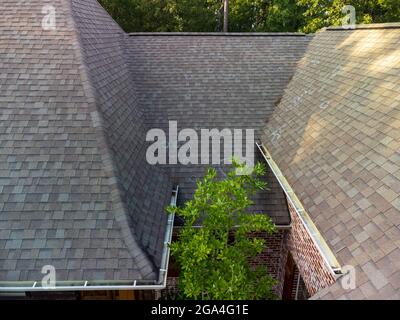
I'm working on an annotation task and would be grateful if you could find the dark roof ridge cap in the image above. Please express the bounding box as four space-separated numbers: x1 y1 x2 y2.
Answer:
66 0 156 279
324 22 400 31
128 32 307 37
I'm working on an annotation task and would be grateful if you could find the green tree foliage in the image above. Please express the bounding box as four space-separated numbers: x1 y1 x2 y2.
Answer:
98 0 179 32
298 0 400 33
99 0 305 32
229 0 305 32
175 0 220 31
167 162 277 300
98 0 400 33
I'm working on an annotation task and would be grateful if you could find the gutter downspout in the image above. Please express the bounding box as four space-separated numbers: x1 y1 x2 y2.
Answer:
295 272 301 300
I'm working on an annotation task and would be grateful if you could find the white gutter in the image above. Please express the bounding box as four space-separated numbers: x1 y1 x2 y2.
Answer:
187 224 292 229
0 186 179 293
0 283 164 292
158 185 179 286
256 143 341 276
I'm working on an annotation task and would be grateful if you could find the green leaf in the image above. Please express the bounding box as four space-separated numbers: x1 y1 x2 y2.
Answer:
169 162 277 300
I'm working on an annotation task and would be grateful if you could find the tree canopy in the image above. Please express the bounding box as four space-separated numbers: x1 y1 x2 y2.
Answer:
99 0 400 33
167 162 277 300
298 0 400 33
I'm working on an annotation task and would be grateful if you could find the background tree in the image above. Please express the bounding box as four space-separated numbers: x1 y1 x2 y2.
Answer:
99 0 179 32
297 0 400 33
228 0 305 32
167 162 277 300
175 0 220 31
99 0 306 32
99 0 400 33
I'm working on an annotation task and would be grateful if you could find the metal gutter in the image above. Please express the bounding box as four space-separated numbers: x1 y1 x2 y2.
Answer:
188 224 292 230
158 185 179 286
295 274 301 300
256 143 342 276
0 282 165 292
0 186 179 293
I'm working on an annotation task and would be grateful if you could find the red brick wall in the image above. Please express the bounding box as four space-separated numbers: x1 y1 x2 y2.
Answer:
249 230 288 297
160 277 180 300
286 201 336 296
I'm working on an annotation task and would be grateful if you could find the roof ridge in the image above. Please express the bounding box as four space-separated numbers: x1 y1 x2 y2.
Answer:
128 32 307 36
66 0 156 279
324 22 400 31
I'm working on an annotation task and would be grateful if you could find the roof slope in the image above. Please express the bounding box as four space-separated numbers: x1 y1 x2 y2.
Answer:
0 0 170 283
262 25 400 299
127 34 311 225
70 0 172 273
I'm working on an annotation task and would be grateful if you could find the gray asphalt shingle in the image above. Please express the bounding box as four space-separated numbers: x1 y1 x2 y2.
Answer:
264 25 400 299
127 33 311 225
0 0 171 283
8 1 400 300
0 0 312 285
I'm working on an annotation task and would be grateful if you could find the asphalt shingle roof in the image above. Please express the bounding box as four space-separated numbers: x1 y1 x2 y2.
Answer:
0 0 171 283
1 0 309 284
262 24 400 299
127 34 311 225
70 0 172 275
7 1 400 299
